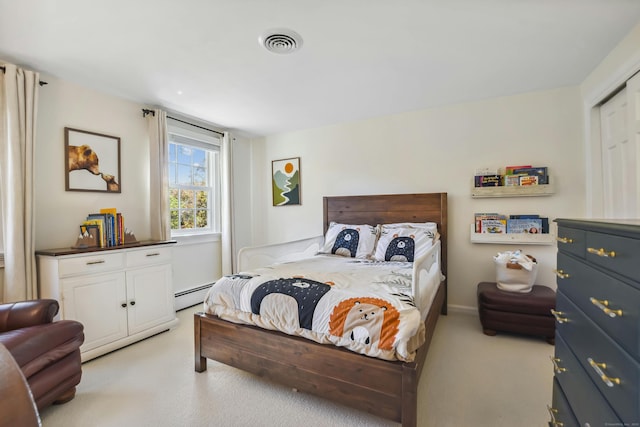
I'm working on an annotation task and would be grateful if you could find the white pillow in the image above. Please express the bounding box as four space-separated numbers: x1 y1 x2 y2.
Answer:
382 222 439 243
321 222 378 258
374 225 435 262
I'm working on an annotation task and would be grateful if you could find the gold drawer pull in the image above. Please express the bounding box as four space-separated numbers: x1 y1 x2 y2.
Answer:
546 405 563 426
552 269 570 279
587 247 616 258
587 357 621 387
145 252 161 257
589 297 623 318
556 236 574 244
551 309 568 323
86 259 106 265
550 356 566 374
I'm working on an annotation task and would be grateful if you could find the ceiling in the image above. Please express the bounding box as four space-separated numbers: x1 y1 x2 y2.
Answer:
1 1 640 138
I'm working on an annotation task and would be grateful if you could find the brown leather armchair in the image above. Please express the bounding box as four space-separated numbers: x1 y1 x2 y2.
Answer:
0 299 84 410
0 342 41 427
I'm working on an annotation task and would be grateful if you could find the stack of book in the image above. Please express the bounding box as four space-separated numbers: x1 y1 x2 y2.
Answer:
474 165 549 187
80 208 125 248
475 213 549 234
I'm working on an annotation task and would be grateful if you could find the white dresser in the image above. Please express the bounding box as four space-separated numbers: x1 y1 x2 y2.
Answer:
37 241 179 362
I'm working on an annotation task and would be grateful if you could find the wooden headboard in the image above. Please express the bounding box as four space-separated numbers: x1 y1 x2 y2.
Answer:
323 192 448 280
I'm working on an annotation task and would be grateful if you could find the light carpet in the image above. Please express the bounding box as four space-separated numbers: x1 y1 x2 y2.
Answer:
39 305 553 427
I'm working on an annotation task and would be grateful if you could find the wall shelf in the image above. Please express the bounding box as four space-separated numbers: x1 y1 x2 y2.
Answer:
471 181 554 198
469 224 555 245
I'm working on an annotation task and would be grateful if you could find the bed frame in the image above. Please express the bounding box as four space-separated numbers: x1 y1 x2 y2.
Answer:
194 192 448 427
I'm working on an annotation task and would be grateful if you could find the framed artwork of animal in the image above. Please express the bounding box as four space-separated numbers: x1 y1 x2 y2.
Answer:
65 127 121 193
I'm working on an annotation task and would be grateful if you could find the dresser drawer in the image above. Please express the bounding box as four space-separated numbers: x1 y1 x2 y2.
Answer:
586 231 640 286
557 226 586 258
555 291 640 423
552 333 617 427
58 252 125 277
126 246 172 268
550 378 579 427
557 252 640 359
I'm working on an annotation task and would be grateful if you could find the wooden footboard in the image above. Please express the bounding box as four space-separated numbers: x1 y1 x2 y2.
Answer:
195 279 445 427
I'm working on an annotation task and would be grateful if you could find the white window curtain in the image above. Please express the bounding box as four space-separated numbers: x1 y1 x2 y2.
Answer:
146 108 170 241
147 110 235 274
0 63 39 303
220 132 235 275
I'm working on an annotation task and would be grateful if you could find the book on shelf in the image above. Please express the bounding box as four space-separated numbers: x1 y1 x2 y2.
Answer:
507 218 543 234
519 175 538 186
80 208 126 248
480 219 507 233
512 167 548 184
505 165 531 175
82 218 105 248
503 175 521 186
474 165 549 188
475 174 502 187
474 213 504 233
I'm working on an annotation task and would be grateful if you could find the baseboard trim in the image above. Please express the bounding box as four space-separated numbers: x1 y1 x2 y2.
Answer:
447 304 477 315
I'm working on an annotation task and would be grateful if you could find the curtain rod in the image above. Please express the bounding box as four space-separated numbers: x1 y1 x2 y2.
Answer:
0 66 48 86
142 108 224 137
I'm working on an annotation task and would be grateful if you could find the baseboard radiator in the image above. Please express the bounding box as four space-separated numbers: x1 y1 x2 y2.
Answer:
175 283 214 311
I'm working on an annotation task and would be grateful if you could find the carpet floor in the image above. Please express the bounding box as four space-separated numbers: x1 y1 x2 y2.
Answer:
39 305 553 427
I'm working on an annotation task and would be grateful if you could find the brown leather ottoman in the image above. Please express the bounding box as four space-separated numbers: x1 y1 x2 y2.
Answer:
477 281 556 344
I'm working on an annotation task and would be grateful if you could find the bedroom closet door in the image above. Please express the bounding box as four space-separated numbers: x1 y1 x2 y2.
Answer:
599 71 640 218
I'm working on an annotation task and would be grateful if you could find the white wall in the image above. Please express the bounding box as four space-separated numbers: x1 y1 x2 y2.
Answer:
249 87 585 310
35 76 151 249
33 76 225 304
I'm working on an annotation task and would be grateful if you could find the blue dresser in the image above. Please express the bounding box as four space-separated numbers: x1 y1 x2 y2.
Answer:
550 219 640 426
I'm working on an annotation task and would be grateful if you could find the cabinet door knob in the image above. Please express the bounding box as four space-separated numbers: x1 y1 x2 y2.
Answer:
130 301 136 306
121 303 127 308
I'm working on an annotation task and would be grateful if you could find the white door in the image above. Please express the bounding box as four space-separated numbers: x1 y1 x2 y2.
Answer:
600 72 640 218
628 72 640 216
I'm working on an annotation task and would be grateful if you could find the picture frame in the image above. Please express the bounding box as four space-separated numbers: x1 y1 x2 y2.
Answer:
65 127 121 193
272 157 301 206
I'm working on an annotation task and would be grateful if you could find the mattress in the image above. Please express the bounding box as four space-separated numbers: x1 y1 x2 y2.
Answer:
203 252 441 362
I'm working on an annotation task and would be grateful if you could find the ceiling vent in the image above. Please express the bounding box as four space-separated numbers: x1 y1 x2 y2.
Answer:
259 29 303 54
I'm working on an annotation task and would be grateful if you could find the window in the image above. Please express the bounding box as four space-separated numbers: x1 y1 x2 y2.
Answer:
167 119 221 236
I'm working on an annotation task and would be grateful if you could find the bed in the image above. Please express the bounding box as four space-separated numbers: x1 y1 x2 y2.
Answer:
194 192 448 427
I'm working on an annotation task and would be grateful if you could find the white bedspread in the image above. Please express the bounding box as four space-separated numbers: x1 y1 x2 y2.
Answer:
204 254 440 361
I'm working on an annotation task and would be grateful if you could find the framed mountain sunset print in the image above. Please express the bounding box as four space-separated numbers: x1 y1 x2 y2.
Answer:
272 157 301 206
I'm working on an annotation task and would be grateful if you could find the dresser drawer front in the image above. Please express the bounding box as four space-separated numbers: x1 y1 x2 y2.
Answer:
556 291 640 422
553 334 617 427
586 231 640 286
557 226 586 258
126 246 172 267
557 253 640 359
58 252 125 277
550 378 579 427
